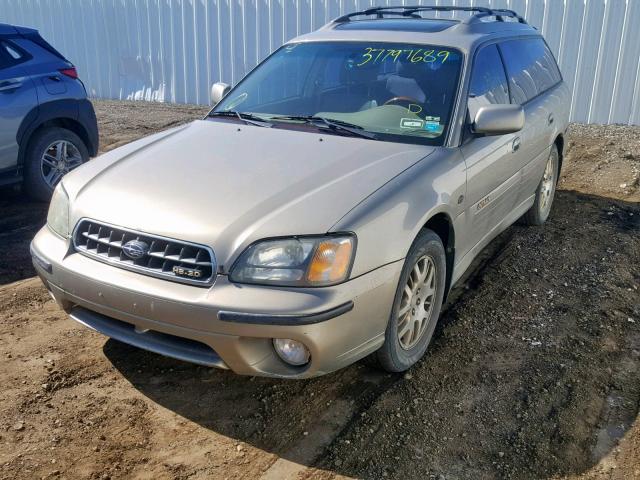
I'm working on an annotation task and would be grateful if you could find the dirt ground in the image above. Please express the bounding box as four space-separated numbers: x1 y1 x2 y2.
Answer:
0 100 638 480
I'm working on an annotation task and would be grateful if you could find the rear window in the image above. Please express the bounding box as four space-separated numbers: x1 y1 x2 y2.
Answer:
499 38 562 104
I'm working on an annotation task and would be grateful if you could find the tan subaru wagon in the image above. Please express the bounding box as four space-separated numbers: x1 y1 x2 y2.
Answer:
31 6 569 378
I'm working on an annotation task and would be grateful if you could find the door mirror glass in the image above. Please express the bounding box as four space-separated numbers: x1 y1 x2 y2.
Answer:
210 82 230 106
472 104 524 135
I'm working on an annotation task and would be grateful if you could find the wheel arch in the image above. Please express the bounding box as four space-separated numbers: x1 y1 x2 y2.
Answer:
422 211 455 300
554 133 564 180
16 100 97 166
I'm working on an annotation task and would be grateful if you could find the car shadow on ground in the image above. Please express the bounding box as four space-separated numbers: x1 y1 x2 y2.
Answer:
104 191 640 479
0 188 48 286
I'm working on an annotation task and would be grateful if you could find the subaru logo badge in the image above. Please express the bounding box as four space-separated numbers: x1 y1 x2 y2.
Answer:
122 240 149 260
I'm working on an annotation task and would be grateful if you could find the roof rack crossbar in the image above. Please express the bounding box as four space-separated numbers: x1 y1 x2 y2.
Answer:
465 8 527 24
331 5 527 26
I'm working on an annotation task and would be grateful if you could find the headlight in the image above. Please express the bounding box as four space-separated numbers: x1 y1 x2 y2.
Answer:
47 183 70 238
230 235 355 287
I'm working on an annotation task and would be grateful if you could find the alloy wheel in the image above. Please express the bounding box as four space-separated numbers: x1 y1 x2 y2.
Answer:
40 140 83 188
540 153 556 214
397 254 437 350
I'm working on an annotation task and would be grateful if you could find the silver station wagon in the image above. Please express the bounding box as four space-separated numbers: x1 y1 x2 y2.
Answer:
31 6 569 378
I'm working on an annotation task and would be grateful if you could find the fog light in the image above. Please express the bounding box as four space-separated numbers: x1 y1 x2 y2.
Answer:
273 338 310 366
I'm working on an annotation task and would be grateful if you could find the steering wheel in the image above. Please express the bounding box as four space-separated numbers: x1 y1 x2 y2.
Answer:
383 96 422 107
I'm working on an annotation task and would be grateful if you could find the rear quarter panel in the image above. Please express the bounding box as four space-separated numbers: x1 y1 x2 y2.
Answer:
547 81 571 154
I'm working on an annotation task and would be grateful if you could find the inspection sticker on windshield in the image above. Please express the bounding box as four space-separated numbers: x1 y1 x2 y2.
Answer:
423 116 441 132
400 118 424 129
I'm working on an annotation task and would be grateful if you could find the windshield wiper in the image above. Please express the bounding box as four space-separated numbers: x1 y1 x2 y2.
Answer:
270 115 377 139
208 111 272 127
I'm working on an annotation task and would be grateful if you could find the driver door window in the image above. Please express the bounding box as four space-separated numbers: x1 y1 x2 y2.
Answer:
467 44 510 121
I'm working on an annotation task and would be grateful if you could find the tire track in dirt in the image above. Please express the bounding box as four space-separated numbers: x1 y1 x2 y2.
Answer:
259 227 527 480
307 192 640 480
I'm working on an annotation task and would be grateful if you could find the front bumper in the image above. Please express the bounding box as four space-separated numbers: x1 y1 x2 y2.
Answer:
31 226 402 378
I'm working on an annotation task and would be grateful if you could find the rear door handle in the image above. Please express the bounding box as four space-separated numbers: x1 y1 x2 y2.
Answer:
512 137 521 152
548 113 554 125
48 75 61 82
0 81 22 92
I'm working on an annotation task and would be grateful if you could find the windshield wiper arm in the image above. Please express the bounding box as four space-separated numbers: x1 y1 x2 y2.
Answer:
271 115 377 139
208 111 272 127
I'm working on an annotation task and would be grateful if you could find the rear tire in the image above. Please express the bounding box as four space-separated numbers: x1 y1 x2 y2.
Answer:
23 127 89 202
521 144 559 226
374 229 447 373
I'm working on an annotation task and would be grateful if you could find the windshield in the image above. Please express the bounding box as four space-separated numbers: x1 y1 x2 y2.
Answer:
212 42 463 146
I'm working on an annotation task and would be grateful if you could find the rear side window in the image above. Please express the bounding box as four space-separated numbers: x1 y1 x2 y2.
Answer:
0 45 8 70
4 42 22 60
467 44 510 120
0 40 30 68
499 38 562 104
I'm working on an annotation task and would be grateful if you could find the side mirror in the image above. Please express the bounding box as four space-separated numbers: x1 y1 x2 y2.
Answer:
210 82 230 106
472 104 524 135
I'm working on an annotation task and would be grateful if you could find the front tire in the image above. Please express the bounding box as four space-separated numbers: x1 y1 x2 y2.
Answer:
521 144 559 226
23 127 89 202
374 229 447 372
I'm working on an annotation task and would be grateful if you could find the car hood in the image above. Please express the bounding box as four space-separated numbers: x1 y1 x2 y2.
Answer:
64 120 435 269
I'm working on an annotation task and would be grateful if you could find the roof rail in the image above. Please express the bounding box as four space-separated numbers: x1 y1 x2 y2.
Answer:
330 6 527 26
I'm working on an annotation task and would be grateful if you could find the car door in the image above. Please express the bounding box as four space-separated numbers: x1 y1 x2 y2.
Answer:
0 38 37 171
498 38 561 201
458 43 521 260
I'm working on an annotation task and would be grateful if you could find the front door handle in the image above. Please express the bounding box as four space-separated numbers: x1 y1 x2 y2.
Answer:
548 113 554 125
0 81 22 92
512 137 521 152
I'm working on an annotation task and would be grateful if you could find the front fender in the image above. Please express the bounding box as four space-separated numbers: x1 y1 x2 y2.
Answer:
332 148 466 278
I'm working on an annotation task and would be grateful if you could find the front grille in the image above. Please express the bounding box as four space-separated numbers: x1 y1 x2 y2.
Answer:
73 219 216 286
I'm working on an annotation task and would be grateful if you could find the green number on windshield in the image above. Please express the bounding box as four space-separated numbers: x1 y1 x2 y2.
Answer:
357 47 452 66
423 50 436 63
357 47 374 66
437 50 450 63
